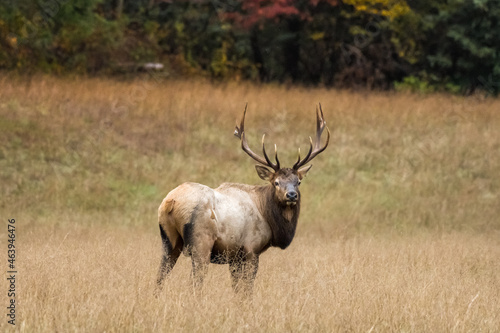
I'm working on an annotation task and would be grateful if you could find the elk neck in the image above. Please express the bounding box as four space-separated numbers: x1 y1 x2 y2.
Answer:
255 184 300 250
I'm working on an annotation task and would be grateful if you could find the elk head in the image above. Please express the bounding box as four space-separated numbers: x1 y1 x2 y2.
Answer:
234 104 330 206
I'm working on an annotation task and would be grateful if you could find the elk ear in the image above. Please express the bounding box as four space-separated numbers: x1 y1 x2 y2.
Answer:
297 165 312 179
255 165 274 181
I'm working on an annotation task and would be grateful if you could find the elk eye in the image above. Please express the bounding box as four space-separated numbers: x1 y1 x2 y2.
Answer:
298 180 301 185
274 181 279 186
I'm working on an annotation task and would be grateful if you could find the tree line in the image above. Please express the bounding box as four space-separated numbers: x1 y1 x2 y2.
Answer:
1 0 499 94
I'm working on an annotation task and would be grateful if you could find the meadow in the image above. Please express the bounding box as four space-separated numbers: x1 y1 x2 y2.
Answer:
1 75 499 332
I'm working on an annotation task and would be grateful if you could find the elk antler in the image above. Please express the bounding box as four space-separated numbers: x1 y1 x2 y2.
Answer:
293 104 330 170
234 104 280 171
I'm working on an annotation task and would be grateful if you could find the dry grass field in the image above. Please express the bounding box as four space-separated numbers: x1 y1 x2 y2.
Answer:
1 75 500 332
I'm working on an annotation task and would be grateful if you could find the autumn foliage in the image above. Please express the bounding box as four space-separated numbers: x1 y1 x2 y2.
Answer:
1 0 499 94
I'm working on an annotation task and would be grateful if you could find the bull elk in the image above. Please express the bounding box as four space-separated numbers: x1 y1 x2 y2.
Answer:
156 105 330 295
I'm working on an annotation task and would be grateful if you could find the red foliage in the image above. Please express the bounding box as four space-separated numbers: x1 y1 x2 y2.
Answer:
224 0 340 29
308 0 339 6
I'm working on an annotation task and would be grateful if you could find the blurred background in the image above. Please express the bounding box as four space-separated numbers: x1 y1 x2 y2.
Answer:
1 3 500 331
1 0 499 233
2 0 499 94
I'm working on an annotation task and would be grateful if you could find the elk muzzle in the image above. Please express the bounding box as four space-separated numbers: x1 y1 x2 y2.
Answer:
285 190 298 205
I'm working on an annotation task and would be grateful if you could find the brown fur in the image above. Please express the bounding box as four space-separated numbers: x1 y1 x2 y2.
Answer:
255 185 300 249
217 169 302 250
155 167 308 295
156 108 328 295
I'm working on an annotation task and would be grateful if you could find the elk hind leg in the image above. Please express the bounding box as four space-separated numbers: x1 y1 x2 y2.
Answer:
156 225 182 294
184 222 214 293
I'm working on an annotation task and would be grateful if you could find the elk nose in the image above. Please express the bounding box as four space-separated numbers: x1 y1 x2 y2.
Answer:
286 191 298 201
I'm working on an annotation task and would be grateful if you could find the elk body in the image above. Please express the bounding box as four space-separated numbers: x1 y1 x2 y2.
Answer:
156 105 330 295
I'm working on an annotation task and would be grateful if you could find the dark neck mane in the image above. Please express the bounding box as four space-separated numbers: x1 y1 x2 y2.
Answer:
257 185 300 249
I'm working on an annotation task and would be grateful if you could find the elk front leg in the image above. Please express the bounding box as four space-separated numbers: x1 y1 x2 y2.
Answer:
229 252 259 296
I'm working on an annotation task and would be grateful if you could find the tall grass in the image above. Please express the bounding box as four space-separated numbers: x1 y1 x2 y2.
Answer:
1 75 499 331
5 227 500 332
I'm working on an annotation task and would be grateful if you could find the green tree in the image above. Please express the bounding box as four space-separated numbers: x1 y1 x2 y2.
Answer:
0 0 123 73
397 0 500 95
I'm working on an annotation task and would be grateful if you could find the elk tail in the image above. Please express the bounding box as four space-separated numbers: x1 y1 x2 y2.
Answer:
164 199 175 214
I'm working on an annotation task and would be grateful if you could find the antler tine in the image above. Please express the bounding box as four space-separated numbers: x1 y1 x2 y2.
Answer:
315 103 326 143
262 135 280 171
235 105 280 171
295 147 301 165
293 104 331 170
240 132 269 167
274 144 280 170
234 103 247 139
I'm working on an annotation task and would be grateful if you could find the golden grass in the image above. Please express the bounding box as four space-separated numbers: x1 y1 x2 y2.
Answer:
5 227 500 332
1 75 500 331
